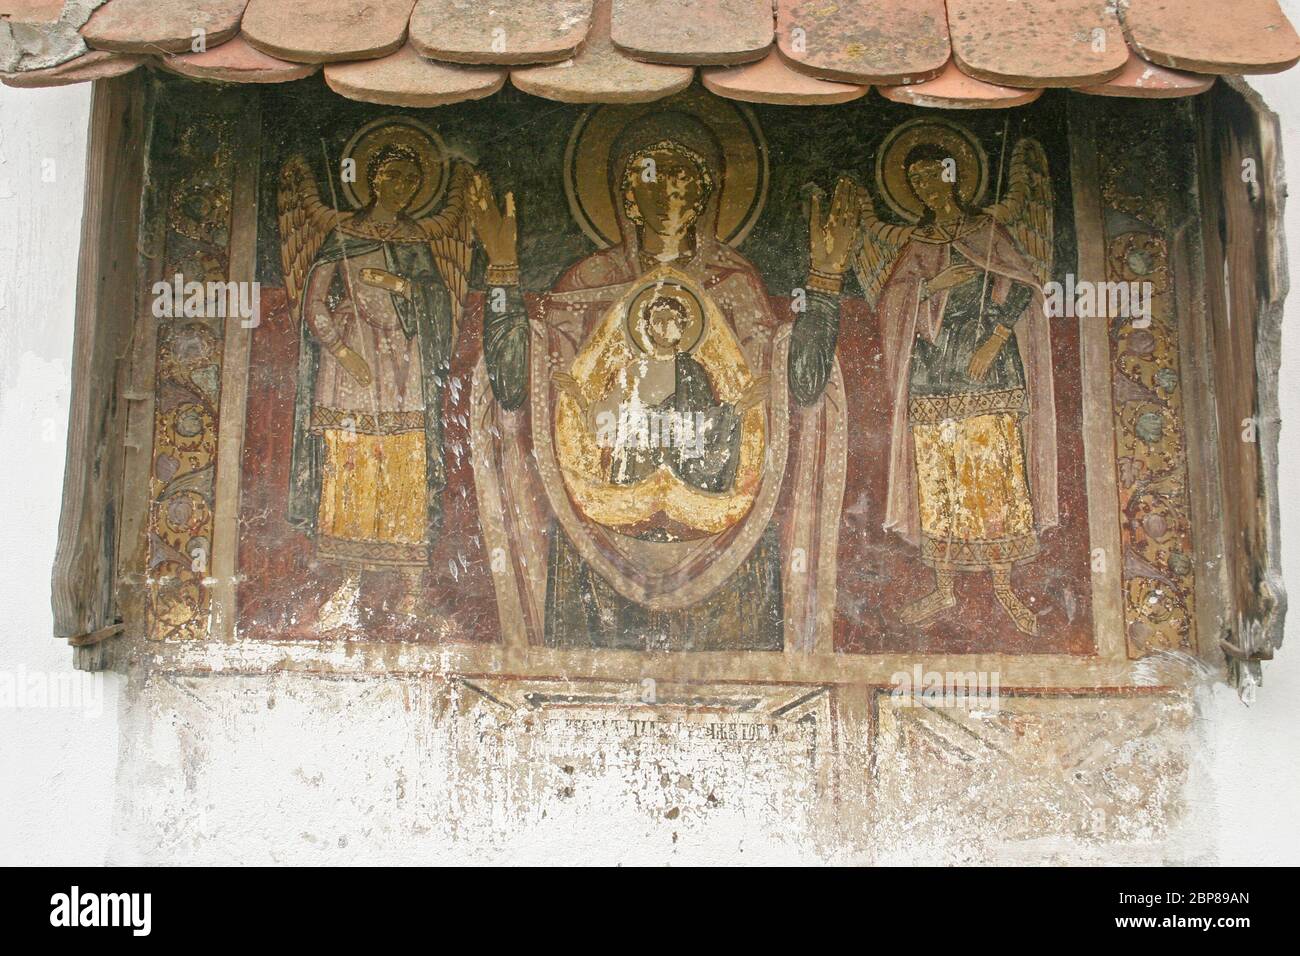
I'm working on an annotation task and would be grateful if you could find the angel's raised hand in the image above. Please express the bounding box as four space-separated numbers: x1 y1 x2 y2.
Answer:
810 177 861 276
470 172 518 267
922 263 980 299
335 346 373 387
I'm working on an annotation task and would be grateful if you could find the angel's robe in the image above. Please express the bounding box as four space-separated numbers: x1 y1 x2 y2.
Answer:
286 223 459 565
875 215 1059 555
909 248 1033 397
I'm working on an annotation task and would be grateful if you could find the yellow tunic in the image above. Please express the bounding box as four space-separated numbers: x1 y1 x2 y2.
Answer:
911 407 1038 571
316 429 430 568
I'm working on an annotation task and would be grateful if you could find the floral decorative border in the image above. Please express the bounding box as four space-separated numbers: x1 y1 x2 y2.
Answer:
145 112 237 640
1098 111 1197 656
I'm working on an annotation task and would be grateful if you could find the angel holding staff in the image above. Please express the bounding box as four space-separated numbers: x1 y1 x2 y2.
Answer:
852 120 1059 635
276 117 517 617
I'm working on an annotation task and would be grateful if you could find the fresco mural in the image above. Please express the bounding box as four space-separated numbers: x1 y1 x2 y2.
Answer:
232 80 1094 656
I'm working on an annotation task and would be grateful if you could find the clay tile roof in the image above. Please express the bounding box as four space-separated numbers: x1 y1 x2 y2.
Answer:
3 0 1298 103
81 0 246 55
947 0 1128 88
511 0 692 102
410 0 591 65
163 33 319 84
877 60 1044 110
241 0 414 64
324 43 506 106
776 0 950 86
613 0 773 66
702 49 867 106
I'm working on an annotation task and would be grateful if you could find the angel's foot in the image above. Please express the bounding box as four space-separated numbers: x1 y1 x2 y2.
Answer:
899 570 957 627
992 568 1037 636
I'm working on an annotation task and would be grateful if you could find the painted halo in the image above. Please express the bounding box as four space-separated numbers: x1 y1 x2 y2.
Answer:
564 87 769 249
340 116 450 217
876 118 989 223
624 278 708 358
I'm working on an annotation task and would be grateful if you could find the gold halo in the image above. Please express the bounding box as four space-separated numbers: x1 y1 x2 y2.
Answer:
625 279 706 357
875 119 989 223
340 116 449 218
564 87 768 249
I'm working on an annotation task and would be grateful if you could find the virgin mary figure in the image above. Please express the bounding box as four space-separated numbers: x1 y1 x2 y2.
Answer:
469 103 855 651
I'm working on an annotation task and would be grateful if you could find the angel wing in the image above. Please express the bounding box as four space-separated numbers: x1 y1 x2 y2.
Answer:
277 155 349 325
419 161 476 334
851 186 913 310
985 138 1054 288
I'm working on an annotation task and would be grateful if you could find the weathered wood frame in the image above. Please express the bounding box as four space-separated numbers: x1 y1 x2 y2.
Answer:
1193 79 1290 690
50 70 147 671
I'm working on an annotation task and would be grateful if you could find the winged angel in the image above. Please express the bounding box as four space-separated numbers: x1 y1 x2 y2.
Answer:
276 124 496 616
852 128 1059 635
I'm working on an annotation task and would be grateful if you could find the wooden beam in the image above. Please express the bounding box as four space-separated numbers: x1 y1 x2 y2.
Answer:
50 70 147 670
1195 81 1289 687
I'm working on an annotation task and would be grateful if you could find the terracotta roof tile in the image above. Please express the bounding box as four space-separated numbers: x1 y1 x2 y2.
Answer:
877 59 1044 109
81 0 246 55
1076 50 1216 98
511 0 693 102
1 49 145 87
325 43 505 106
1121 0 1300 74
775 0 949 85
409 0 590 65
612 0 772 66
3 0 1297 104
163 33 318 84
947 0 1127 88
702 48 866 105
241 0 415 64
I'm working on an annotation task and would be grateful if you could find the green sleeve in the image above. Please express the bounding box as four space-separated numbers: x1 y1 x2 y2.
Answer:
788 289 840 406
483 285 529 410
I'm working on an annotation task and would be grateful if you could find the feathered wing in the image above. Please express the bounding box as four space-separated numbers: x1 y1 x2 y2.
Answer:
277 155 347 324
851 185 913 310
985 138 1054 288
419 161 477 334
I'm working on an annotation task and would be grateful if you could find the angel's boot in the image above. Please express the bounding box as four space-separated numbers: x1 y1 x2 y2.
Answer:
899 569 957 626
992 566 1037 635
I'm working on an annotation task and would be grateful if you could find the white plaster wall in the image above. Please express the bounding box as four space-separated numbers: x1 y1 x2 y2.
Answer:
2 32 1300 863
0 82 120 865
